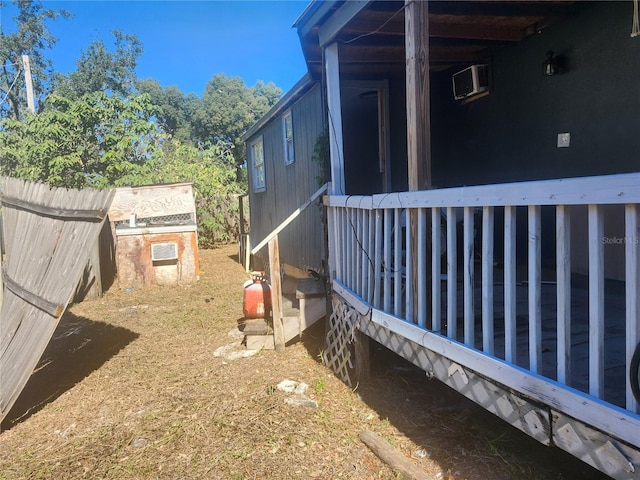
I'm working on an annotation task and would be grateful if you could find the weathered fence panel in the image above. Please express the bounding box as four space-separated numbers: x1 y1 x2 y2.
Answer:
0 177 114 422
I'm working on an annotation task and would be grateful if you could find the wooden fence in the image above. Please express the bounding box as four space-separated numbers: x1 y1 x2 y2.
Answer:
0 177 114 422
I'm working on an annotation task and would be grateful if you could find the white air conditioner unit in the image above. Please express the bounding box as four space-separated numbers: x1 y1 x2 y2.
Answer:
151 242 178 262
452 64 489 100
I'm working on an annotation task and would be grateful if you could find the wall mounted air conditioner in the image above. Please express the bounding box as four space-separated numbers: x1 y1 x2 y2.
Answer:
151 242 178 262
452 64 489 100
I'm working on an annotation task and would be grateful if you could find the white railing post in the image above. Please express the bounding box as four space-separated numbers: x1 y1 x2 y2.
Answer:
556 205 571 384
463 206 475 347
625 204 640 413
504 206 517 363
417 208 427 328
383 209 392 312
528 205 542 373
372 209 386 308
405 208 414 322
482 206 494 355
588 204 604 398
432 207 442 332
394 208 402 317
447 207 458 340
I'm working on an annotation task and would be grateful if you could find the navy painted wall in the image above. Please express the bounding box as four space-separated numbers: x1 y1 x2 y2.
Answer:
430 1 640 188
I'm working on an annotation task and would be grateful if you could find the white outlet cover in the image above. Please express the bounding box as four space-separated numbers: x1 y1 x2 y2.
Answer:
557 133 570 148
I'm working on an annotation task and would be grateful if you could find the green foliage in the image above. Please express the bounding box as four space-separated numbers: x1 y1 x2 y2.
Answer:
311 129 330 187
137 78 201 144
0 92 161 188
122 140 245 246
52 30 143 100
192 73 282 167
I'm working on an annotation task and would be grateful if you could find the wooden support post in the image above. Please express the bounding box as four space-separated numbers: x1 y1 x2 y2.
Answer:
269 236 285 352
406 0 432 324
405 0 431 191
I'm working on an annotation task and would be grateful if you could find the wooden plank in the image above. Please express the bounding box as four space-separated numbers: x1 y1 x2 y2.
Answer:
482 206 494 354
325 42 345 196
268 236 285 352
588 204 604 398
446 207 457 340
431 208 441 332
328 172 640 209
504 206 517 363
359 430 430 480
528 205 542 373
251 182 328 255
625 204 640 412
108 183 194 222
463 207 474 347
2 270 64 317
556 205 571 384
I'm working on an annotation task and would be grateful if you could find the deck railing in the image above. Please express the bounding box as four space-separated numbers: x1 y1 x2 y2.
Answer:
326 173 640 416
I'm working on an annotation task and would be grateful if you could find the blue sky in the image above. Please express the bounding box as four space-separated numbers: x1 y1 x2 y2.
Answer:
1 0 309 96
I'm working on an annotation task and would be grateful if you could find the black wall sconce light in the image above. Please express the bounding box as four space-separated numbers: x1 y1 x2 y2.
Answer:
543 50 560 76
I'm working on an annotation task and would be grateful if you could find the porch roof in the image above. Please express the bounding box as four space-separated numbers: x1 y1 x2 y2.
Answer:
294 0 579 78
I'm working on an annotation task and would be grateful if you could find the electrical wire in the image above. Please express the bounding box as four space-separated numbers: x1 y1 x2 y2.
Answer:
340 2 409 45
0 67 22 108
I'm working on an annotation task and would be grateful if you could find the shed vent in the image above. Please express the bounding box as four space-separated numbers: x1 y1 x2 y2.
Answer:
151 243 178 261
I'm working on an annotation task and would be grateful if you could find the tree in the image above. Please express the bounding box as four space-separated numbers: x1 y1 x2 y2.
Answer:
137 78 202 143
0 92 161 188
52 30 142 100
0 0 70 119
191 73 282 169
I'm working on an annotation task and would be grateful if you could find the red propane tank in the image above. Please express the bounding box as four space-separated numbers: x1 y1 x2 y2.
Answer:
243 272 272 318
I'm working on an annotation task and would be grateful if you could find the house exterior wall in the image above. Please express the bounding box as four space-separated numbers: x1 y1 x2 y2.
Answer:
247 83 327 273
430 2 639 187
427 2 638 280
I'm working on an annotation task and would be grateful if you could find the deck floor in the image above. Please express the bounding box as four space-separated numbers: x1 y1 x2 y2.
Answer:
385 271 628 407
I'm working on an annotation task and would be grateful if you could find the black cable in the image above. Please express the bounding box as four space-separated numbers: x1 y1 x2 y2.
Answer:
631 341 640 404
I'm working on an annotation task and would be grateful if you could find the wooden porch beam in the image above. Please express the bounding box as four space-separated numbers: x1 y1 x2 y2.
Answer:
318 0 371 46
325 42 346 195
405 0 431 191
406 0 432 324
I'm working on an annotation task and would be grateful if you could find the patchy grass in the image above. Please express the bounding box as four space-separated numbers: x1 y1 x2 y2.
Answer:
0 245 607 480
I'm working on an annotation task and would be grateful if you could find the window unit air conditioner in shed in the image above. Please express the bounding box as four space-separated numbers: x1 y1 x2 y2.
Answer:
452 64 489 100
151 242 178 262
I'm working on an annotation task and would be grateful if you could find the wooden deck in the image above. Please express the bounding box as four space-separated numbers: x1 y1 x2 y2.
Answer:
324 172 640 479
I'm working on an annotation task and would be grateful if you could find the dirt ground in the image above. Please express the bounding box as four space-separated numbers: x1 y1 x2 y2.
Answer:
0 245 609 480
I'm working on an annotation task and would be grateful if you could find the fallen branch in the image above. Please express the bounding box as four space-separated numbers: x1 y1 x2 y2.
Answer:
359 430 430 480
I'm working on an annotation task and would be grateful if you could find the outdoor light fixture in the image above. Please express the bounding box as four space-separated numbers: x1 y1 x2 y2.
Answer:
543 50 559 76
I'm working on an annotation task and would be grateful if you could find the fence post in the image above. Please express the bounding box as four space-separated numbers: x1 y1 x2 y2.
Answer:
268 236 285 352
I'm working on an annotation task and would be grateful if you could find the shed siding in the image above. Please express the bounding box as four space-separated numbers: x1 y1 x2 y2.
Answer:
248 84 326 273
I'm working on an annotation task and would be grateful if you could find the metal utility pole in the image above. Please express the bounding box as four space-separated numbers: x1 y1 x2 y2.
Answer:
21 55 35 113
